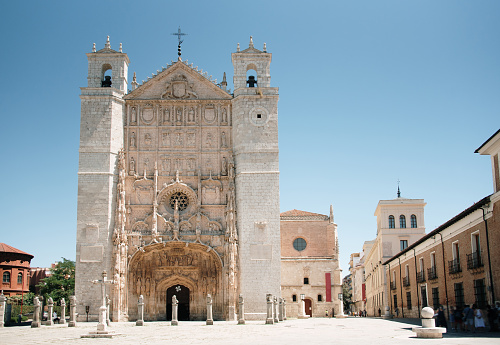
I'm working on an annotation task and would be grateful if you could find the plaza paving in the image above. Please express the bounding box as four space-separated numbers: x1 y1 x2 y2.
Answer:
1 317 499 345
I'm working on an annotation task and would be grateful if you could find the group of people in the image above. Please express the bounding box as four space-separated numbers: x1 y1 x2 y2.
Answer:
437 303 499 332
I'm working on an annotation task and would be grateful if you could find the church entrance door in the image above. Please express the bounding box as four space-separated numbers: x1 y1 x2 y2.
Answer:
167 285 190 321
305 298 312 317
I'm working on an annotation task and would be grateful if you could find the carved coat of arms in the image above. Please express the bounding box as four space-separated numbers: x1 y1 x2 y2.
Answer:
162 74 198 99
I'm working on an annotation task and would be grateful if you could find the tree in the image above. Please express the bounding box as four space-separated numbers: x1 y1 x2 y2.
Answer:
342 282 352 312
37 258 75 304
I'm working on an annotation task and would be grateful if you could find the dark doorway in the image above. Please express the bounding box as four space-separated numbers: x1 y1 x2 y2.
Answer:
167 285 190 321
305 298 313 317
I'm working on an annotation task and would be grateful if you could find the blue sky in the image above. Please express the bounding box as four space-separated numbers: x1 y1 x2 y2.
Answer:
1 1 499 275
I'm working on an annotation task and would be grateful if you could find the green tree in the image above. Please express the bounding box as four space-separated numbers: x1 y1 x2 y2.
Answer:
37 258 75 304
342 282 352 312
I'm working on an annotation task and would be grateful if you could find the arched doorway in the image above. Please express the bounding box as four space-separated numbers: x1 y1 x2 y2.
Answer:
166 284 190 320
305 298 313 317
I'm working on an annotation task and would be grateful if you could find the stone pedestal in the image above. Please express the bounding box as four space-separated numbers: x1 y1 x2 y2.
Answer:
382 305 392 319
0 292 6 328
136 295 144 326
283 299 287 320
60 298 67 325
46 297 54 326
265 294 274 324
68 295 77 327
273 296 279 323
106 295 111 326
278 298 284 322
31 297 41 328
335 299 346 318
206 294 213 325
97 306 108 331
171 295 178 326
238 294 245 325
412 307 447 338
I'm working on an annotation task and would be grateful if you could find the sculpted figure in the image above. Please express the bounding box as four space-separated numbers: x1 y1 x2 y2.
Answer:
130 132 136 148
131 107 137 123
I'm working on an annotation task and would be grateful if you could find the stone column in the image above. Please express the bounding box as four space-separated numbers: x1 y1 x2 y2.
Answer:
283 299 287 320
68 295 77 327
265 294 274 324
278 298 284 322
136 295 144 326
206 294 213 325
47 297 54 326
31 296 41 328
0 291 6 328
171 295 178 326
60 298 66 325
106 295 111 326
273 296 279 323
238 294 245 325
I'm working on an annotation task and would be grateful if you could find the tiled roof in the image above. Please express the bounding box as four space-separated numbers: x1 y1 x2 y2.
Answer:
0 243 33 257
280 209 329 220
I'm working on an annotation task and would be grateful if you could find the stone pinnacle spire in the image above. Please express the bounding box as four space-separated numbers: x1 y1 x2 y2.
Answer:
105 36 111 49
249 36 254 48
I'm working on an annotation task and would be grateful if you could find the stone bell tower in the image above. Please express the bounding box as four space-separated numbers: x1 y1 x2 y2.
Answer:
75 36 129 321
231 37 281 319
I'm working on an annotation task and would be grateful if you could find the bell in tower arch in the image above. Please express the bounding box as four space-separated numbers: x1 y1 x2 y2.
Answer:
102 76 112 87
246 75 257 88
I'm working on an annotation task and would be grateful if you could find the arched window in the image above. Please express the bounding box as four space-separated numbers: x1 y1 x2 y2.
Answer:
3 272 10 283
388 215 395 229
101 64 112 87
411 215 417 228
400 215 406 228
17 272 23 285
246 65 258 88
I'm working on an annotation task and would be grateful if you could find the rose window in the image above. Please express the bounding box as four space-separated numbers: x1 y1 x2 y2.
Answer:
169 192 189 211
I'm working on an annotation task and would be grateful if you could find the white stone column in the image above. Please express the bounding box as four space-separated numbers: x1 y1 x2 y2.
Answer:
283 299 287 320
171 295 178 326
106 295 110 326
31 296 41 328
238 294 245 325
265 294 274 324
60 298 66 325
273 296 279 323
136 295 144 326
68 296 77 327
47 297 54 326
206 294 213 325
278 298 284 322
0 292 6 328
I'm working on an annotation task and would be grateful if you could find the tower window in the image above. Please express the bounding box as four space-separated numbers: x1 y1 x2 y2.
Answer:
292 294 297 302
3 272 10 283
102 64 112 87
388 215 395 229
257 114 262 119
17 273 23 285
304 277 309 285
318 294 323 302
400 240 408 251
399 215 406 228
411 215 417 228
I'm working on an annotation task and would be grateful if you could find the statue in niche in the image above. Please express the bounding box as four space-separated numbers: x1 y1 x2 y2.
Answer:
162 157 170 173
164 109 170 123
222 108 227 123
228 158 235 180
206 133 213 147
187 133 195 147
129 157 136 175
176 108 182 122
221 132 227 148
131 107 137 123
162 132 170 147
188 107 195 122
130 132 136 148
175 133 183 146
222 157 227 175
144 133 152 146
144 158 149 175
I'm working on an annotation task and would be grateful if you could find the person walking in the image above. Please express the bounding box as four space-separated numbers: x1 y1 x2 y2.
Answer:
474 305 485 332
453 306 463 331
463 304 475 332
449 306 456 331
436 306 448 329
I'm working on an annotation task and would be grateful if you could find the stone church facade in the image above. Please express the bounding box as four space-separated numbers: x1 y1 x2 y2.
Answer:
75 37 280 322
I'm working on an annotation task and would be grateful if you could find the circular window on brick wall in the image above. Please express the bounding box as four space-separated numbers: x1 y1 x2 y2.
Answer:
293 238 307 251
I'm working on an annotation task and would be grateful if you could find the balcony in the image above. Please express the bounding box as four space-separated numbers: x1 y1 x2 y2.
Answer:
467 251 483 270
416 271 426 283
448 258 462 274
427 266 438 280
390 281 397 290
403 276 410 287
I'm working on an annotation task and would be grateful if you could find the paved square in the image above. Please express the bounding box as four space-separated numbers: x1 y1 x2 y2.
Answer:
1 318 499 345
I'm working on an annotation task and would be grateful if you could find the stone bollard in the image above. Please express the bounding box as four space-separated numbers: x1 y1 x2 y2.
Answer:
273 296 279 323
60 298 67 325
171 295 179 326
206 294 213 325
265 294 274 324
238 294 245 325
31 296 41 328
68 295 77 327
382 305 391 319
278 298 284 322
412 307 447 338
283 299 287 320
0 291 6 328
47 297 54 326
106 295 111 326
136 295 144 326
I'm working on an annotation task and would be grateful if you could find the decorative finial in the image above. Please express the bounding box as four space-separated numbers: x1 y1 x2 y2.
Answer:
92 43 96 53
172 26 187 59
131 72 138 90
119 43 122 53
397 179 401 198
237 43 240 52
133 72 136 82
263 43 267 52
249 36 254 48
330 204 334 223
105 36 111 49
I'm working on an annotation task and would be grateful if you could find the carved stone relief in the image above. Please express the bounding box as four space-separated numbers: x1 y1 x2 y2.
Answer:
186 133 196 147
188 107 196 123
130 107 137 124
130 132 136 149
142 107 155 125
162 131 170 147
204 106 216 123
174 132 183 147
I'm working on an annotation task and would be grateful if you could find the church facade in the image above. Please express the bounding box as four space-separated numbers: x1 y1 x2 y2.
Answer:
75 36 280 321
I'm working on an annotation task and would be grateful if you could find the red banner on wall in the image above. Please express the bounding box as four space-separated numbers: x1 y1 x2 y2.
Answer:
362 283 366 301
325 272 332 302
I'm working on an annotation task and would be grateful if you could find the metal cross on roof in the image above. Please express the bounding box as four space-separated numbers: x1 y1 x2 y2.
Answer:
172 26 187 45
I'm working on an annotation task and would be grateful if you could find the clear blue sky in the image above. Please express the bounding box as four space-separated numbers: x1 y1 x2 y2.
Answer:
1 1 499 276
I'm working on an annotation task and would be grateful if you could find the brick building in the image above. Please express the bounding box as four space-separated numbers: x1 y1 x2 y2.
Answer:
384 129 500 320
280 207 343 317
0 243 33 297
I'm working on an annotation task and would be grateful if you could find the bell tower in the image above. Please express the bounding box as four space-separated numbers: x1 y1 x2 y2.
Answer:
75 36 129 321
231 37 281 319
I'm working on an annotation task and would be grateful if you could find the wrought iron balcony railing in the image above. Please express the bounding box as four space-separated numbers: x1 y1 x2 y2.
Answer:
448 258 461 274
416 270 426 283
403 276 410 287
427 266 438 280
390 281 397 290
466 251 483 270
